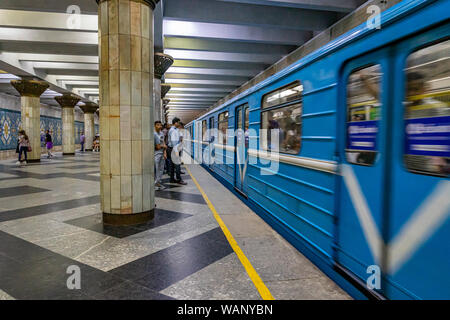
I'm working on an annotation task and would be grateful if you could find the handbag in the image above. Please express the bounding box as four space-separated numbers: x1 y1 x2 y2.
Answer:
27 141 32 152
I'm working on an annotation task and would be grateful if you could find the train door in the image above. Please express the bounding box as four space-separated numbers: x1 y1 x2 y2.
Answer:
335 47 393 298
209 116 215 170
195 121 202 163
385 27 450 299
201 119 207 166
234 104 249 196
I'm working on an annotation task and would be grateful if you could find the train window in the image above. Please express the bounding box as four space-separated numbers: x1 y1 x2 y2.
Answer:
404 40 450 177
209 117 215 143
261 81 303 154
346 64 382 166
262 82 303 109
218 111 229 144
202 120 207 141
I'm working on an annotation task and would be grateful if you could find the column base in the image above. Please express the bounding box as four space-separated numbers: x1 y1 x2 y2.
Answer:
103 209 154 226
63 152 75 155
27 159 40 163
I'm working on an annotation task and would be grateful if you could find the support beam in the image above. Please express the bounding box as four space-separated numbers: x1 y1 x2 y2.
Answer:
164 37 296 54
163 20 311 45
166 67 259 77
10 79 49 163
55 93 80 155
80 102 98 151
164 0 337 30
98 0 157 225
216 0 363 12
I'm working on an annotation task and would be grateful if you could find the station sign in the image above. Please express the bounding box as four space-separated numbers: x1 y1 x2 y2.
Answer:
347 120 379 151
405 115 450 157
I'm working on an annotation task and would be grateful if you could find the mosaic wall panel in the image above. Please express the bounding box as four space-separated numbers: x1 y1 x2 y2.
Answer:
0 108 21 150
39 116 63 147
74 121 85 144
0 109 98 150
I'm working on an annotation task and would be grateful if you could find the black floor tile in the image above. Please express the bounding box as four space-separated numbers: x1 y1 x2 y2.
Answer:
0 232 57 264
109 227 233 291
0 186 50 198
0 231 125 300
160 175 191 184
93 281 175 300
155 190 206 204
64 208 193 238
0 195 100 222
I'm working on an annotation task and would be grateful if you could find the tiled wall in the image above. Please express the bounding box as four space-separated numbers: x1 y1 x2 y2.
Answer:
1 108 99 151
0 108 21 150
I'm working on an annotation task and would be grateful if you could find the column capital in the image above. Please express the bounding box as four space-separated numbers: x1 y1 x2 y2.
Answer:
96 0 160 10
11 79 49 97
54 94 81 108
161 83 171 98
154 53 174 80
80 102 99 114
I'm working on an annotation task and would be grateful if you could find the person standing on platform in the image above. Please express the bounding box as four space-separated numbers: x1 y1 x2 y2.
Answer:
45 130 53 159
80 133 86 152
163 123 170 174
16 130 30 166
167 117 187 185
179 122 185 171
154 120 167 191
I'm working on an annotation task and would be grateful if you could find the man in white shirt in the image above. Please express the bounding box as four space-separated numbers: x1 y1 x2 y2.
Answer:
167 117 187 185
179 122 186 171
154 121 166 191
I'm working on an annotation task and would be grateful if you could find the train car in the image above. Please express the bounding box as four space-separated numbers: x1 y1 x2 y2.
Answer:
185 0 450 299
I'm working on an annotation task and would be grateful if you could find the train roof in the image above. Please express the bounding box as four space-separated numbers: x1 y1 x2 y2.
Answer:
188 0 426 125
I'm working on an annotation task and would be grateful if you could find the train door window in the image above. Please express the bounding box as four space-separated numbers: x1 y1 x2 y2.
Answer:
346 64 382 165
209 117 215 143
218 111 229 144
404 40 450 177
261 81 303 154
237 107 243 130
202 120 207 141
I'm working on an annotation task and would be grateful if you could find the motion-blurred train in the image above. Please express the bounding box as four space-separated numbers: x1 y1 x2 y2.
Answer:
184 0 450 299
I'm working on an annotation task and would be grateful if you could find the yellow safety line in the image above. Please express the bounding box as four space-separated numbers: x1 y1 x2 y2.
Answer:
184 165 275 300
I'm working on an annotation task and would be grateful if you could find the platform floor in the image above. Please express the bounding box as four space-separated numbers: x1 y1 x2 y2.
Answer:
0 152 350 300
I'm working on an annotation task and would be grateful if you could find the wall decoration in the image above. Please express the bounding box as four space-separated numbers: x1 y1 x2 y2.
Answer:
0 108 90 151
0 108 21 150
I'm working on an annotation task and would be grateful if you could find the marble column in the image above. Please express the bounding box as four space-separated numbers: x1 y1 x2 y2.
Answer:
80 102 98 151
154 53 173 122
10 79 49 162
55 94 81 155
97 0 159 225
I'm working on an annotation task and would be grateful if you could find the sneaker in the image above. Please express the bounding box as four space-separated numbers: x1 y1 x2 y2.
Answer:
180 171 186 175
15 161 21 165
176 180 187 185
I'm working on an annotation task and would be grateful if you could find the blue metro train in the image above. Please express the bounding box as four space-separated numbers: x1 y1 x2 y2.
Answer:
184 0 450 299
